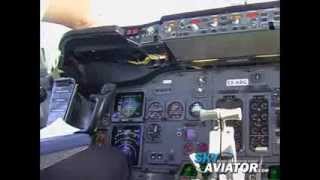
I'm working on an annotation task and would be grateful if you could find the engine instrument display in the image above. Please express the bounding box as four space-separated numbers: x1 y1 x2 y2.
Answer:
114 92 144 119
167 101 185 120
146 102 164 121
249 96 269 152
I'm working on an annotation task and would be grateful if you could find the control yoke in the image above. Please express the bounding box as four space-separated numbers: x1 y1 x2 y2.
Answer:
88 83 117 132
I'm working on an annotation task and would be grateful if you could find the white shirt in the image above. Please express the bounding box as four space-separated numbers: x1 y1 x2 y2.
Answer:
40 22 71 74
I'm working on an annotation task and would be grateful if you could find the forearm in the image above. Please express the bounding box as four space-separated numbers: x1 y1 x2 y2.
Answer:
41 0 95 29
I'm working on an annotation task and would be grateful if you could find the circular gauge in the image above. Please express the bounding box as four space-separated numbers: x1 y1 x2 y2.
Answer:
189 102 204 118
167 101 185 120
146 102 163 121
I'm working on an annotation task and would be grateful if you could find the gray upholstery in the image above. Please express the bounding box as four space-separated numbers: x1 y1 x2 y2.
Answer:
41 146 88 170
40 144 130 180
40 133 91 155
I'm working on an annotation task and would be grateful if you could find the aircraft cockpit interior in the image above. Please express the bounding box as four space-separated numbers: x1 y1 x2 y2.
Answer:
40 1 280 180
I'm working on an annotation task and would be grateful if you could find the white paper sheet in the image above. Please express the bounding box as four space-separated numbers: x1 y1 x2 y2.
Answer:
40 118 80 139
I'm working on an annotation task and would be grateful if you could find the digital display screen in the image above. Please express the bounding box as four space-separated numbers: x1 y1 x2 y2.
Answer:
114 92 144 119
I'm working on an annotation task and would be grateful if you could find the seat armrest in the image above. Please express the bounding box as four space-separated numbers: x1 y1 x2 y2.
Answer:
40 133 91 155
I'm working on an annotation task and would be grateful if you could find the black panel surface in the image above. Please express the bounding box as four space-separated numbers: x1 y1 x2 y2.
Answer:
164 30 279 61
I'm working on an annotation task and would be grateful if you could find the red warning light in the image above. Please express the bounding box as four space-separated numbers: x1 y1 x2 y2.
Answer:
184 143 195 155
191 19 201 24
198 143 208 152
132 28 139 34
127 28 139 35
246 11 257 19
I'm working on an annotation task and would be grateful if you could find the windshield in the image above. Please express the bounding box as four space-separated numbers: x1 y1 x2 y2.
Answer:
40 0 278 74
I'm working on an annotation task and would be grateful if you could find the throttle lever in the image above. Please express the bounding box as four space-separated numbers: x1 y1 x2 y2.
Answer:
191 104 242 122
189 106 245 179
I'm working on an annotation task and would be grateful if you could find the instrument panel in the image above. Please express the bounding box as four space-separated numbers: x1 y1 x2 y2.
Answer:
105 2 280 179
122 1 280 45
106 63 280 179
160 7 280 40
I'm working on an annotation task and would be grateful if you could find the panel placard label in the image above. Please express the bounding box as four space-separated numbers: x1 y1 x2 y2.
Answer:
226 79 249 87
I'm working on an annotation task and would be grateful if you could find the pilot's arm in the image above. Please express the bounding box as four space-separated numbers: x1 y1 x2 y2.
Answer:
41 0 96 29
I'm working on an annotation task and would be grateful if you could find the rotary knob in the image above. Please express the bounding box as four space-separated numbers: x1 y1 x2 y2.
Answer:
198 75 207 85
188 24 199 32
179 19 187 29
146 26 155 35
